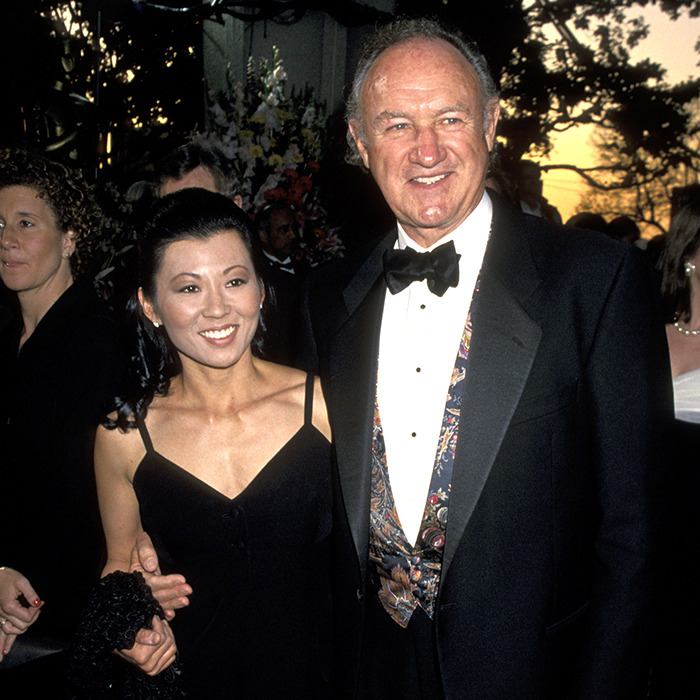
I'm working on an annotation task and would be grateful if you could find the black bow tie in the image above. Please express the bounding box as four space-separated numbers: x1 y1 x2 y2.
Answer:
383 240 461 297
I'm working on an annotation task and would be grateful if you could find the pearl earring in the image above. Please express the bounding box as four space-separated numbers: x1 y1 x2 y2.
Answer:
153 321 160 328
64 252 71 259
684 261 696 277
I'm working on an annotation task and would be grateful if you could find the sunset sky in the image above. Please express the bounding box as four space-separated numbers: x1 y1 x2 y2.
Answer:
540 6 700 224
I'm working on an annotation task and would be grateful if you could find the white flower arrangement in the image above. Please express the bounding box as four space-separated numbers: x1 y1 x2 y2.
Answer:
198 46 345 266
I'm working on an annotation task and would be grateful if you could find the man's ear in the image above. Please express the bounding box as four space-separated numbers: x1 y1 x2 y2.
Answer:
233 194 243 208
138 287 161 327
348 121 371 169
484 99 501 151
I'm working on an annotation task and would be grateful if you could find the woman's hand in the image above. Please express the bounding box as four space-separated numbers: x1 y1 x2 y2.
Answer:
115 615 177 675
0 567 43 659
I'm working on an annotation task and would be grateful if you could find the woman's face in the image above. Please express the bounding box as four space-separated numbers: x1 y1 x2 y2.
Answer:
140 230 264 370
0 185 75 294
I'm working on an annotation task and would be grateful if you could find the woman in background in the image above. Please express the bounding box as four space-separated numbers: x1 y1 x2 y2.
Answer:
660 199 700 413
0 149 123 691
95 189 333 697
653 197 700 698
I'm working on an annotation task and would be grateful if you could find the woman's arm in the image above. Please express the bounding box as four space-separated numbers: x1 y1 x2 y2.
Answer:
94 424 144 576
96 424 191 617
94 424 177 675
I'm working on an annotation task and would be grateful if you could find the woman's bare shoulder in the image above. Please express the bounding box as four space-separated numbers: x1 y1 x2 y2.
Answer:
95 417 146 478
256 365 331 440
259 361 307 400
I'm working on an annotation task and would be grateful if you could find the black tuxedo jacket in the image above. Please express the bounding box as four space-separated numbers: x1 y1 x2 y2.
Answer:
300 200 672 699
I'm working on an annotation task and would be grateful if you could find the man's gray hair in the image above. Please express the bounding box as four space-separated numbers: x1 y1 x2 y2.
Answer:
346 17 500 167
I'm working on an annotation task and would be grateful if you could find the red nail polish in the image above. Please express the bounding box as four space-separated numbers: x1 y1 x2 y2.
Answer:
33 599 41 607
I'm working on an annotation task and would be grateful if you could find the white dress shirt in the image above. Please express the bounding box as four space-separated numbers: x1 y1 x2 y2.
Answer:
263 249 295 274
376 192 493 545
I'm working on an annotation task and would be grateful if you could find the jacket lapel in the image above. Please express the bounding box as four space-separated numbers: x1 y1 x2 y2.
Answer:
327 231 395 575
325 212 543 580
443 209 543 576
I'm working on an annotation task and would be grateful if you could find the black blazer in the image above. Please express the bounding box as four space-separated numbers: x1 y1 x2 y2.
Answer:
300 200 672 700
0 279 124 643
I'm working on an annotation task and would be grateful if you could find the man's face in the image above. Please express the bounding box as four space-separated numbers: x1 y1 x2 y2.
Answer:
159 165 244 208
261 208 296 260
518 164 543 200
159 165 218 196
349 38 499 248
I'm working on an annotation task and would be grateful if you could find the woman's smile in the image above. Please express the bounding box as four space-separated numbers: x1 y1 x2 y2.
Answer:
198 324 238 342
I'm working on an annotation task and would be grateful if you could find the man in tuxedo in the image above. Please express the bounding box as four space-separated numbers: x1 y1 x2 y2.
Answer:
255 202 305 364
257 202 298 270
299 17 671 699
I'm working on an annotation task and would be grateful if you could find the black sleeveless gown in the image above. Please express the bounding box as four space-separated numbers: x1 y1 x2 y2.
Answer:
133 375 333 698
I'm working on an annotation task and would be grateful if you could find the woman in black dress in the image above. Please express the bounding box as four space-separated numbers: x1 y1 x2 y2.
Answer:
0 149 123 689
651 198 700 698
95 189 333 697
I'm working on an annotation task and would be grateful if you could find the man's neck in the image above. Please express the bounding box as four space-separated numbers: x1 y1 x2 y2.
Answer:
398 191 490 252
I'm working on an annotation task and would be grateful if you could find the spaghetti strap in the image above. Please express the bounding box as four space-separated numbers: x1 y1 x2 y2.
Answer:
136 415 155 454
304 373 315 426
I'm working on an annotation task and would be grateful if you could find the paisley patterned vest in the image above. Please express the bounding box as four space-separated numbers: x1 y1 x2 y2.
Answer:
368 282 479 628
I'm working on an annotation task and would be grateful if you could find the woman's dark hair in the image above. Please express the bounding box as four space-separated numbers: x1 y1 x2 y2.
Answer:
106 188 268 431
0 147 102 277
658 199 700 323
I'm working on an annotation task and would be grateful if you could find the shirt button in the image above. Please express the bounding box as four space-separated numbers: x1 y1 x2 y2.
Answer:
411 431 417 437
420 304 426 309
416 367 421 373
